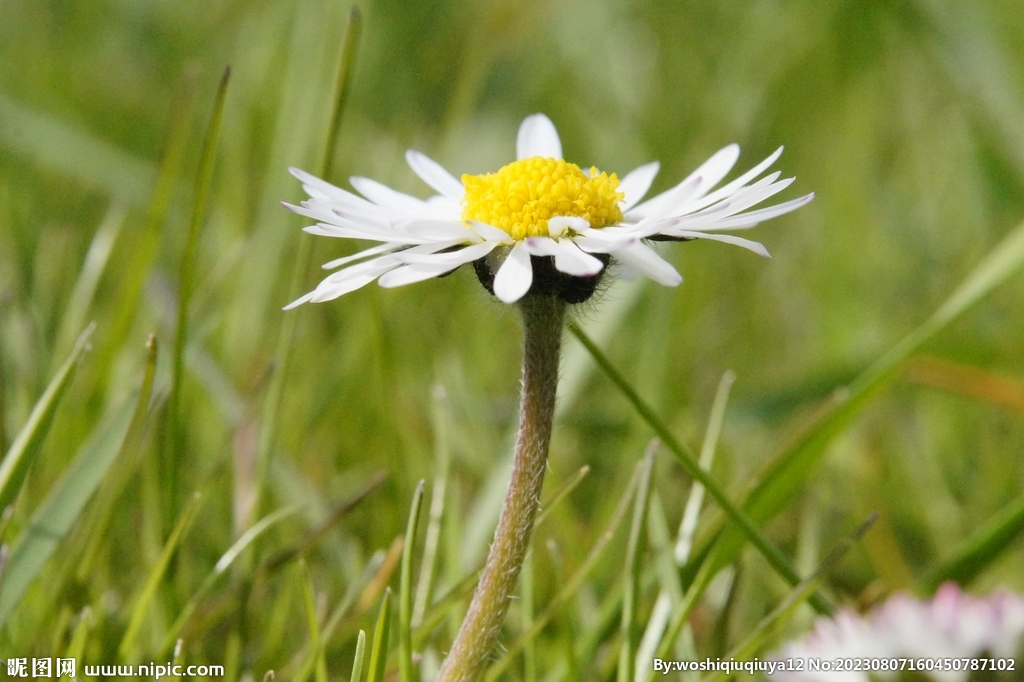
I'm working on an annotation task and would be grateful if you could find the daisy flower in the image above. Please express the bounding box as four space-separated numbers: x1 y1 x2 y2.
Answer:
283 113 813 308
772 583 1024 682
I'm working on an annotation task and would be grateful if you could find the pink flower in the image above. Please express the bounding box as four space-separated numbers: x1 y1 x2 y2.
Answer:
772 584 1024 682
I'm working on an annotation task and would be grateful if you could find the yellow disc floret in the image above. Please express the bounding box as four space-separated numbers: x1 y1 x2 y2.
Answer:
461 157 624 241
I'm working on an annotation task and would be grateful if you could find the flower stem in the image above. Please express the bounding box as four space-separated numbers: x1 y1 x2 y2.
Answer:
437 295 566 682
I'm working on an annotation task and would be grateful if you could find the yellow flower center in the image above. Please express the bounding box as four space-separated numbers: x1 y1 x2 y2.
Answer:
461 157 624 240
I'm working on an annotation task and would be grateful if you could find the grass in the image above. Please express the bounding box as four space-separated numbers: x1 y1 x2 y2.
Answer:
1 0 1024 679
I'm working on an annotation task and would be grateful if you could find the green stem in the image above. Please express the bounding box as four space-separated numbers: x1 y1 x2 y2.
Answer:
436 295 566 682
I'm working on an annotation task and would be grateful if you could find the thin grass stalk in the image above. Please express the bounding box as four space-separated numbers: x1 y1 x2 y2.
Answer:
522 549 537 682
704 219 1024 575
293 549 387 682
367 588 393 682
400 480 426 682
52 202 126 364
412 384 452 628
253 6 362 523
103 68 198 363
298 557 329 682
618 443 658 682
436 295 566 682
636 371 734 680
350 630 367 682
921 491 1024 591
703 514 878 682
166 67 230 527
0 323 95 516
568 323 832 616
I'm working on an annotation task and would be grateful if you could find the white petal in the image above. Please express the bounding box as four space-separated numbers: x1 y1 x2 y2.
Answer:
322 243 400 269
618 161 660 211
425 195 463 219
689 143 741 193
406 150 465 200
396 240 497 265
524 237 604 277
572 233 629 254
626 172 705 223
516 113 562 160
669 230 771 258
289 167 357 203
631 144 739 217
350 176 428 212
493 242 534 303
285 201 350 224
282 291 315 310
689 193 815 231
304 223 420 244
308 256 401 302
468 221 514 244
553 240 605 277
320 254 400 284
690 172 792 220
377 262 460 288
289 168 389 217
398 219 478 242
690 146 783 210
608 241 682 287
547 215 590 237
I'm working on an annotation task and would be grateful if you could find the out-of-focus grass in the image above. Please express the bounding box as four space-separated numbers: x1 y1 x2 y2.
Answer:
1 0 1024 679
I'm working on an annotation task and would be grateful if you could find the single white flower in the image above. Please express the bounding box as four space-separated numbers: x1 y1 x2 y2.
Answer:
283 113 813 308
772 583 1024 682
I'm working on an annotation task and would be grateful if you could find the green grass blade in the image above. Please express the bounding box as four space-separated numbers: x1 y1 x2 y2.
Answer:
76 338 161 580
411 464 591 649
118 492 204 661
411 473 446 630
568 323 832 616
676 371 735 565
0 323 95 516
637 372 736 680
319 5 362 183
161 505 299 653
299 557 329 682
102 69 198 362
1 403 133 624
53 202 126 364
400 480 425 682
350 630 367 682
703 514 878 682
294 550 387 682
483 457 643 682
0 94 155 200
921 492 1024 592
264 471 387 573
412 384 452 629
64 607 93 660
521 549 537 682
618 443 657 682
535 465 590 528
654 549 721 664
367 588 393 682
0 544 7 584
707 218 1024 578
0 334 156 626
253 5 363 524
165 66 230 526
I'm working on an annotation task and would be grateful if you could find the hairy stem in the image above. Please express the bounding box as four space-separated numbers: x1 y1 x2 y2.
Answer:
437 295 566 682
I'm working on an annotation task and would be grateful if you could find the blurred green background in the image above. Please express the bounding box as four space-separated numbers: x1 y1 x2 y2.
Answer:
2 0 1024 678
